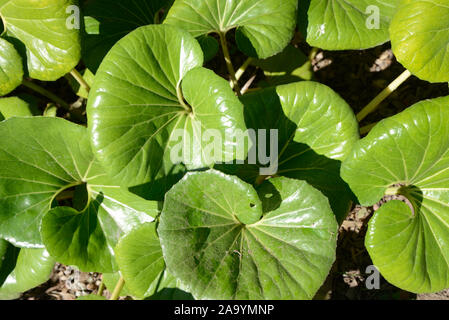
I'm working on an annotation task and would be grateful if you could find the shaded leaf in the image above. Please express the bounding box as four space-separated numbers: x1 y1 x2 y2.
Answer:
252 45 314 87
197 35 219 62
82 0 171 71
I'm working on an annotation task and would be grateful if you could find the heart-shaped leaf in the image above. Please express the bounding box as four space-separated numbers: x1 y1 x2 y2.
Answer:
88 24 247 191
0 38 23 96
158 170 338 300
218 82 359 222
115 222 190 299
0 241 54 300
341 95 449 293
0 117 156 272
299 0 398 50
82 0 171 71
389 0 449 83
0 0 81 81
164 0 298 58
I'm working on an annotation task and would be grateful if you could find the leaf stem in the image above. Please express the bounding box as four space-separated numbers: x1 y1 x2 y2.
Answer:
356 70 412 122
219 32 241 95
109 275 125 300
235 57 253 82
22 79 70 110
176 85 191 112
70 69 91 94
97 277 105 297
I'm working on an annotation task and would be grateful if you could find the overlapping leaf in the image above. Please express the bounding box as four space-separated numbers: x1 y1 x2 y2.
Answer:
219 82 359 222
0 240 54 300
0 0 81 81
88 25 247 192
299 0 398 50
0 117 156 272
389 0 449 83
82 0 171 71
158 170 338 300
164 0 298 58
341 96 449 293
0 38 23 96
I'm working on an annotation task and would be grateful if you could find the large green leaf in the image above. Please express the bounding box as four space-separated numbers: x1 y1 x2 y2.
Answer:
82 0 171 72
389 0 449 83
164 0 298 59
0 242 54 300
0 0 81 81
299 0 398 50
341 96 449 293
0 38 23 96
0 117 156 272
115 222 189 299
158 170 338 300
218 82 359 222
88 24 247 191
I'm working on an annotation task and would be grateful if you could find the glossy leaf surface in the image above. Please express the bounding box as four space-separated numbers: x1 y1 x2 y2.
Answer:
341 96 449 293
158 170 338 299
88 25 247 190
389 0 449 82
299 0 398 50
0 38 23 96
0 0 81 81
164 0 298 58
